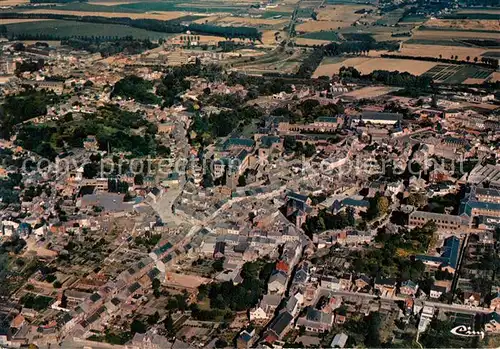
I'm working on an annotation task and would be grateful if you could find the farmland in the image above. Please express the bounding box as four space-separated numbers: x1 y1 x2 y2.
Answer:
4 19 171 39
424 18 500 31
22 8 193 21
422 64 494 84
313 57 438 77
399 44 500 62
296 4 374 32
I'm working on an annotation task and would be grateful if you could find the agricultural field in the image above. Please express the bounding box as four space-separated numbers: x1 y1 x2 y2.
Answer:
313 56 438 77
412 27 500 40
23 8 192 21
341 85 401 99
422 64 493 84
424 18 500 31
0 0 28 6
4 19 171 39
212 15 288 29
0 18 51 24
375 7 406 26
298 30 341 41
399 44 500 62
296 4 374 32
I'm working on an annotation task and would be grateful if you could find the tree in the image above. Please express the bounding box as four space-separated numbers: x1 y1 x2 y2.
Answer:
474 57 478 63
147 311 160 325
53 281 62 288
130 319 147 334
376 196 390 216
237 175 246 187
164 314 174 335
466 56 470 62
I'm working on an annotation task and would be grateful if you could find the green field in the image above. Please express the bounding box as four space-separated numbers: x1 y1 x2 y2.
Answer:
5 20 171 39
375 8 406 26
299 31 341 41
399 14 428 23
405 39 475 47
422 64 493 84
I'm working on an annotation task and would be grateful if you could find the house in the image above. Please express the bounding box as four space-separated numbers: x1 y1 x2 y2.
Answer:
339 274 352 291
464 291 481 307
275 260 290 274
293 262 310 285
249 307 267 321
268 271 288 294
485 312 500 333
237 328 256 349
404 297 414 315
400 280 419 296
415 236 461 274
330 333 348 348
430 285 447 299
490 293 500 311
213 241 226 260
285 293 304 317
296 308 334 333
374 277 396 297
285 191 312 227
264 311 293 343
354 275 371 291
320 276 341 290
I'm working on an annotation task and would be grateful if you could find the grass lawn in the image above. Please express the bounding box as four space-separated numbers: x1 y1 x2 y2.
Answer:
299 30 341 41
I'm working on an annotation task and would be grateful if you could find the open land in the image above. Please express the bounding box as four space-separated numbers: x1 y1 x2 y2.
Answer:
341 86 401 99
4 19 171 39
313 56 438 77
398 44 500 61
424 18 500 31
412 28 500 40
23 9 191 21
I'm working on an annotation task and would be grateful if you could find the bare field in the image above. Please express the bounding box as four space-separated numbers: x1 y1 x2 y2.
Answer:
424 18 500 31
0 0 28 5
462 78 488 84
456 8 500 15
297 4 373 32
295 37 331 45
491 72 500 82
88 0 138 5
261 30 286 45
317 4 374 21
297 20 351 32
413 29 500 40
313 57 438 77
24 9 189 21
0 18 51 24
216 16 288 26
342 86 400 99
399 44 500 61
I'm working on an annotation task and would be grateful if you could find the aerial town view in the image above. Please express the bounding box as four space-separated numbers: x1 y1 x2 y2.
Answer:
0 0 498 347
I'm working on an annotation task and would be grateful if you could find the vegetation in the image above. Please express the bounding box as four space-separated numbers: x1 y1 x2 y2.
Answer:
197 259 274 312
62 37 158 57
112 75 160 105
15 104 160 159
188 23 262 41
0 86 61 138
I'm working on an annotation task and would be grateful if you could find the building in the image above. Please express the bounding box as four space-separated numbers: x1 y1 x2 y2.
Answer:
296 308 334 333
330 333 348 348
400 280 419 296
354 112 402 126
408 211 466 233
264 312 293 343
415 236 460 273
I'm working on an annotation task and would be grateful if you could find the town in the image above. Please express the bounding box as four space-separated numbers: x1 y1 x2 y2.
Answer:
0 0 499 347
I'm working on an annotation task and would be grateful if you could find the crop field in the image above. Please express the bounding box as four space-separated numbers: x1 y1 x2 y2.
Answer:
0 0 28 6
298 31 341 41
342 86 401 99
213 16 288 28
413 28 500 40
23 8 191 21
0 18 51 24
399 44 500 62
422 64 493 84
375 7 406 26
296 4 373 32
4 19 171 39
313 57 438 77
424 18 500 31
482 51 500 58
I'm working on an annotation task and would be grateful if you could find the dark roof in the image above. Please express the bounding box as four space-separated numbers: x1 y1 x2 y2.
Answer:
89 293 101 302
361 111 402 121
268 311 293 336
